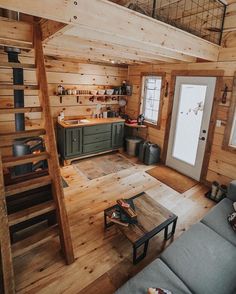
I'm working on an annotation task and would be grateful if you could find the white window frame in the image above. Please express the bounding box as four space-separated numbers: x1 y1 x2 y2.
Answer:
229 108 236 148
140 74 164 128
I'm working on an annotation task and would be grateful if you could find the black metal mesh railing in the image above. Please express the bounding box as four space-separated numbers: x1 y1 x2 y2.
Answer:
110 0 226 45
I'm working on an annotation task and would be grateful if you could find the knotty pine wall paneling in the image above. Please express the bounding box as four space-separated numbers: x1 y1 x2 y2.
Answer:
0 51 128 156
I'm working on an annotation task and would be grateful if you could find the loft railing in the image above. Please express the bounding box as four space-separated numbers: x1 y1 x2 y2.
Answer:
110 0 226 45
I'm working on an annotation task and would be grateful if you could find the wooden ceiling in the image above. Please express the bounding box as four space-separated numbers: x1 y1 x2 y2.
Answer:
0 0 221 65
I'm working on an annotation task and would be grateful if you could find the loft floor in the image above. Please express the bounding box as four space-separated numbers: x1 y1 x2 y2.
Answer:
13 153 214 293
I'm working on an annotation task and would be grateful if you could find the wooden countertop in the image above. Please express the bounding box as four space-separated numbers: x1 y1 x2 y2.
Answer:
58 118 125 128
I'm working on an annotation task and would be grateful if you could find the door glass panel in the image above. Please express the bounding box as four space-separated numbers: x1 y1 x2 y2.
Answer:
172 84 207 166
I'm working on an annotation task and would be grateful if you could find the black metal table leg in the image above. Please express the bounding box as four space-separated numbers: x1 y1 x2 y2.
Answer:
164 217 178 240
133 240 149 264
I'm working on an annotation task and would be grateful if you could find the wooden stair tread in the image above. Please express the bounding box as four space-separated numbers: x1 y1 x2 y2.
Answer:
5 175 51 197
0 107 42 114
2 152 49 168
8 201 55 226
0 129 46 147
0 85 38 90
0 62 35 69
12 225 58 258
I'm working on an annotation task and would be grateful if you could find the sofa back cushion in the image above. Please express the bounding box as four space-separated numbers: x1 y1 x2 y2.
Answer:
227 180 236 202
161 223 236 294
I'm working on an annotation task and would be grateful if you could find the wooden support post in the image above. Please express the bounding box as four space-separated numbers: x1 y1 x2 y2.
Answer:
0 151 15 294
33 22 75 265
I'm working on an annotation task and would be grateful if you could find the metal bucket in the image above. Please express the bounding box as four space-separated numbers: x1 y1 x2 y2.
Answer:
125 137 143 156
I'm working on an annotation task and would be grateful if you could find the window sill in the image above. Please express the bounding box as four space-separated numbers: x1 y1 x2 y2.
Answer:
144 121 161 130
222 143 236 153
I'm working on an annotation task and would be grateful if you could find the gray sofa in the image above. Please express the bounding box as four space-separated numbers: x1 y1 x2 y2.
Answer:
116 180 236 294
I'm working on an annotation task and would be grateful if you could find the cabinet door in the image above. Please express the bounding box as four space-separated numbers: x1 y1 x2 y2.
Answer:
56 124 65 157
112 123 124 148
65 128 82 157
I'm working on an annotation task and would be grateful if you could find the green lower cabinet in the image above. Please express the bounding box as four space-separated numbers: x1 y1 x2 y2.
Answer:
65 128 82 157
57 122 124 160
112 122 124 148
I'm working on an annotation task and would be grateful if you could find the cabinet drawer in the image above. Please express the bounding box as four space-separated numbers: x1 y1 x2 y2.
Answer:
84 132 111 144
83 140 111 153
83 124 111 135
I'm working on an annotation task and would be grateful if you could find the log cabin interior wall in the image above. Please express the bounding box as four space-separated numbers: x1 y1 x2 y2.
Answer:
0 51 128 157
126 0 236 186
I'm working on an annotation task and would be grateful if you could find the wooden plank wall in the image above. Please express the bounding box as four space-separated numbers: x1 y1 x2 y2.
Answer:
0 50 128 156
126 2 236 185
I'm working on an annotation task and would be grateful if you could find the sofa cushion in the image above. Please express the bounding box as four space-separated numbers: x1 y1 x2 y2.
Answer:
227 180 236 202
161 222 236 294
228 212 236 231
201 198 236 246
115 259 192 294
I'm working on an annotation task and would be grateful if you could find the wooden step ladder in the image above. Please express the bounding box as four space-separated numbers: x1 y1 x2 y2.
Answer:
0 22 74 294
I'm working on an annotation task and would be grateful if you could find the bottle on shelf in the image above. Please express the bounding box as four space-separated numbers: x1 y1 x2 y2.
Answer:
121 80 127 95
57 84 64 95
58 110 65 122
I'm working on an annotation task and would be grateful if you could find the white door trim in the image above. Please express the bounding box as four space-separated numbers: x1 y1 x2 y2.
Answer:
166 76 216 181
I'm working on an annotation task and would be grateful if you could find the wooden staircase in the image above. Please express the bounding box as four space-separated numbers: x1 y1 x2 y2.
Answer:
0 22 74 293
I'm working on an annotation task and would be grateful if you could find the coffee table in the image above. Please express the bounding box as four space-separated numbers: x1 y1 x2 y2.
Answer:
104 192 178 264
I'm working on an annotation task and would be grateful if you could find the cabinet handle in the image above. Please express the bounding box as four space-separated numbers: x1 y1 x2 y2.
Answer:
72 138 77 142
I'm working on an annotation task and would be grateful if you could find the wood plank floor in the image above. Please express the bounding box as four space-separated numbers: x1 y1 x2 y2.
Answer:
13 153 215 293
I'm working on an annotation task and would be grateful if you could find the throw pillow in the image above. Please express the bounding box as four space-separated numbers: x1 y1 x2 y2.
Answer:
148 288 172 294
228 212 236 231
233 202 236 211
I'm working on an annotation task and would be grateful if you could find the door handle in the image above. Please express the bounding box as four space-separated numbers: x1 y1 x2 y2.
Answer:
199 137 205 141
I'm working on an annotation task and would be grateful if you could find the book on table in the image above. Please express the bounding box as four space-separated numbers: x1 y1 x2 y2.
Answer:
108 199 137 226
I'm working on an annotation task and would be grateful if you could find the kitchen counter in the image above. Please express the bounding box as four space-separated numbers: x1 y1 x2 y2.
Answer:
58 117 125 128
57 118 125 164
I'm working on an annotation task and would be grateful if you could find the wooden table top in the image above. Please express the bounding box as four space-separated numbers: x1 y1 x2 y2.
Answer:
105 192 176 245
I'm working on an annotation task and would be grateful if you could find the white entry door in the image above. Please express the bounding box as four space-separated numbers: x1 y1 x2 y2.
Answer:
166 76 216 181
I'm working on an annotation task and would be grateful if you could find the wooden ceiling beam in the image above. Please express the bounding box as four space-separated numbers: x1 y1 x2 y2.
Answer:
0 0 220 61
43 45 164 65
64 26 196 63
46 35 184 63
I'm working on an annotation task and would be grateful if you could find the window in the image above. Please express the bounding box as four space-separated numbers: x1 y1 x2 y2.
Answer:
140 75 163 127
229 108 236 148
